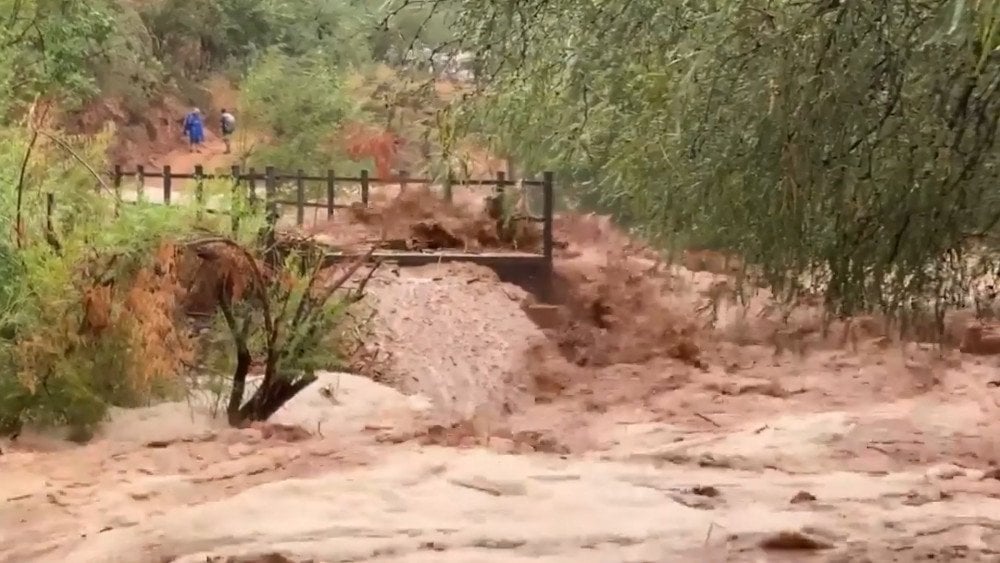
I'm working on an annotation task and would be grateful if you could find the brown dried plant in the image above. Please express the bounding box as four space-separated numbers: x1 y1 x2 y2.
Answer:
9 240 194 433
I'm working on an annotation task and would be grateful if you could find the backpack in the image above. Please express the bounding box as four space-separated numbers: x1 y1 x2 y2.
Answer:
221 113 236 134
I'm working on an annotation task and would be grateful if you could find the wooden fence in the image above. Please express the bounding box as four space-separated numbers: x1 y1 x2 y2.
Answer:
107 165 556 262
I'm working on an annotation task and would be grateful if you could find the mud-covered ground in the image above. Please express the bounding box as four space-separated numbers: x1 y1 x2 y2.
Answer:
4 213 1000 562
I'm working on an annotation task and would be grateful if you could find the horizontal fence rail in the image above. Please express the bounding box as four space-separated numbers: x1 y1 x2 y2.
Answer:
114 165 548 186
96 165 556 262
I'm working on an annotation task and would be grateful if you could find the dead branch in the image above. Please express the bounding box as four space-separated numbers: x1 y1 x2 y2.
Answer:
185 236 274 339
217 280 253 424
31 129 115 199
317 247 378 304
14 127 38 249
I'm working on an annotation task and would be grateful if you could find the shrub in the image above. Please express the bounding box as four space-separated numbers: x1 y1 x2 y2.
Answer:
0 126 244 435
239 49 359 170
190 239 377 426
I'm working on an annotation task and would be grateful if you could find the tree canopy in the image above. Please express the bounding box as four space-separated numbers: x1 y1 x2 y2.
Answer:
0 0 115 112
389 0 1000 320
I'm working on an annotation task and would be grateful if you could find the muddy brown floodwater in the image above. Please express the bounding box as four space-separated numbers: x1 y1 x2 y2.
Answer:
4 211 1000 562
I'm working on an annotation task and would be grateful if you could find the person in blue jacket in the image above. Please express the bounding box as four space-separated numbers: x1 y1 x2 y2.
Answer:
182 107 205 152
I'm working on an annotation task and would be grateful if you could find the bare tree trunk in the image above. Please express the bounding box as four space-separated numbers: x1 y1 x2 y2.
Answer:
219 288 253 426
226 344 252 426
237 371 317 423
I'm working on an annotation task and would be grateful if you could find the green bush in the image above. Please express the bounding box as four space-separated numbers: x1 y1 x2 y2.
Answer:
240 49 360 170
0 128 241 435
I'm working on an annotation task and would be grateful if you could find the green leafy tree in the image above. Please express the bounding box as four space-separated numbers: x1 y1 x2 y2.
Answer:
0 0 115 114
370 2 456 64
0 126 209 434
239 49 359 170
139 0 376 78
395 0 1000 324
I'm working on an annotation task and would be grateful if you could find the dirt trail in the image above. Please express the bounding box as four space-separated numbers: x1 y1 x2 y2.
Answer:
137 135 235 192
5 213 1000 561
153 136 233 172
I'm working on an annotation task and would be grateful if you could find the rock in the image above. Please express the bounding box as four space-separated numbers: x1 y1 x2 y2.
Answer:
692 485 720 497
758 530 834 551
144 439 174 448
790 490 817 504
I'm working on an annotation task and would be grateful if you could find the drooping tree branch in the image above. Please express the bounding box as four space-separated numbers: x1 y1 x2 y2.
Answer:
383 0 1000 327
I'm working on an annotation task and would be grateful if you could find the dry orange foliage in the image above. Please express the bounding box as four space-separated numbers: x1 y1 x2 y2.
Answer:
118 241 194 390
342 123 404 180
82 284 113 334
179 240 276 314
17 241 195 398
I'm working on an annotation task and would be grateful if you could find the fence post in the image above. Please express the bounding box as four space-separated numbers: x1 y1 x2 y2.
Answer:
45 192 54 235
194 165 205 218
264 166 278 266
163 165 172 205
443 170 454 203
296 169 306 226
326 169 336 218
230 165 241 234
248 167 258 208
360 169 370 207
496 170 506 197
136 165 146 203
542 171 554 261
399 169 409 192
113 165 122 216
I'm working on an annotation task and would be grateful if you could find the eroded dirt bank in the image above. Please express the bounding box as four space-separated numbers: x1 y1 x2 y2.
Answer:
5 213 1000 562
